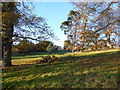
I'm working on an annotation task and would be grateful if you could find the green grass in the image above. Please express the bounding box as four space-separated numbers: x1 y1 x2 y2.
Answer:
2 49 120 88
12 51 70 60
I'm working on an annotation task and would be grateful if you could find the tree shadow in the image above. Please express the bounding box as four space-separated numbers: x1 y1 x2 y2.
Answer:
3 51 119 73
12 51 70 60
2 65 119 88
2 50 119 88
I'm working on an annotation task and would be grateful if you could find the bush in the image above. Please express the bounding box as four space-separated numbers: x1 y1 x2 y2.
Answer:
40 55 58 63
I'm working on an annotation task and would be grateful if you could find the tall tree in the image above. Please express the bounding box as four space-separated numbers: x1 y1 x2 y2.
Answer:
2 2 19 66
64 39 72 50
1 2 55 67
61 10 80 52
61 2 120 52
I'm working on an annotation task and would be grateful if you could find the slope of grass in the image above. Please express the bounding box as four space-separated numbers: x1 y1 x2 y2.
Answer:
2 49 120 88
12 51 70 60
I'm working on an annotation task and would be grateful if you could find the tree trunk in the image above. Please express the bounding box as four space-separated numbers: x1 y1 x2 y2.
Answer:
107 35 111 48
72 49 75 53
2 24 13 67
95 42 98 50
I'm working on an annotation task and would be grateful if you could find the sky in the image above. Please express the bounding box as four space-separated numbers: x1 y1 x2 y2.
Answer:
33 2 74 48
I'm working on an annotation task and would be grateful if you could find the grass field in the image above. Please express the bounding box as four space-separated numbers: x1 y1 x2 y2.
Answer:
2 49 120 88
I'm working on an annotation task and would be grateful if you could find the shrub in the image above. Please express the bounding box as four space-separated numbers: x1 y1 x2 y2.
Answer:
40 55 58 63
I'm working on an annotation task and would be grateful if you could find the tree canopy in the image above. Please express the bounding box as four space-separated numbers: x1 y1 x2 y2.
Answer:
61 2 120 52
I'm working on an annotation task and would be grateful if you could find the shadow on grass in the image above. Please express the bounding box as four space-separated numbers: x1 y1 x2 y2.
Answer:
2 50 119 88
12 51 70 60
28 51 70 55
2 65 119 88
4 50 119 72
59 51 120 62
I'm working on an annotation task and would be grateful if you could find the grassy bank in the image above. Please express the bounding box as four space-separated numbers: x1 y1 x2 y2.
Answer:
2 49 120 88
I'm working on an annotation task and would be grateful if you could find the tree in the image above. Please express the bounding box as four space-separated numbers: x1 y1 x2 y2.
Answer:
35 41 53 51
61 10 80 52
46 43 56 53
16 39 35 53
61 2 120 52
64 40 72 50
2 2 19 66
1 2 55 67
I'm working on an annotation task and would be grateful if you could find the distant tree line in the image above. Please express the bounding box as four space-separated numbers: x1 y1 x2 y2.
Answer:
13 39 58 54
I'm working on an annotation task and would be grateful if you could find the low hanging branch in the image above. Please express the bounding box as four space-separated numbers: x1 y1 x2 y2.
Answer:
13 34 41 41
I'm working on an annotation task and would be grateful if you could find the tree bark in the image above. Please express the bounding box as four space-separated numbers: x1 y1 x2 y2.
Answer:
2 24 13 67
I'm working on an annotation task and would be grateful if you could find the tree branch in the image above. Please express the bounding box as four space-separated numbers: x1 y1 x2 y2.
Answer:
94 2 117 23
84 19 120 48
13 34 41 41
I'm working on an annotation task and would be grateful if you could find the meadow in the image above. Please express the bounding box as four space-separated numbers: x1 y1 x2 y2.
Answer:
2 49 120 88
